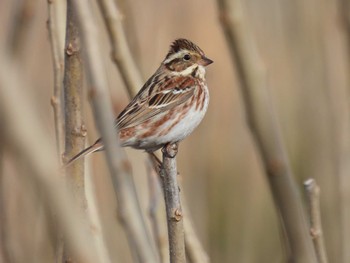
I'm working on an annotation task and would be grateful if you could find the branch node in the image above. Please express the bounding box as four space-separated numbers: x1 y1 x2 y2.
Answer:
172 208 183 221
71 125 87 137
310 228 322 239
162 143 178 158
80 124 87 136
303 178 328 263
61 153 69 166
50 95 59 107
66 41 80 56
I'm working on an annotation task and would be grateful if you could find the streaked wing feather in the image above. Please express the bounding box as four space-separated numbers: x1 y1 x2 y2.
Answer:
116 76 196 129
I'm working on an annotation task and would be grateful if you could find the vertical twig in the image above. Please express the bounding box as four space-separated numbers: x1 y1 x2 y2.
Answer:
304 179 329 263
149 150 210 263
340 0 350 42
0 133 12 263
162 143 186 263
46 2 66 260
216 0 317 262
63 0 86 204
0 50 100 263
62 2 86 262
96 0 143 97
335 2 350 261
47 0 65 160
72 1 159 262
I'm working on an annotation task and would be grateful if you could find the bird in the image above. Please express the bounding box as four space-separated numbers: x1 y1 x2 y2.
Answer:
66 38 213 165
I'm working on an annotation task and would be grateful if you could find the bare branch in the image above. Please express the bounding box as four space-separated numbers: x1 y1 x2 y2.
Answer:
61 2 86 261
304 179 329 263
335 2 350 261
162 143 186 263
96 0 143 97
0 50 100 263
0 132 12 263
72 1 159 262
340 0 350 38
47 0 65 160
216 0 317 262
149 149 209 263
63 0 86 206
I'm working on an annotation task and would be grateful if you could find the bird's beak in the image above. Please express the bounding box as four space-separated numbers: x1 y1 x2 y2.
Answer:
199 56 213 66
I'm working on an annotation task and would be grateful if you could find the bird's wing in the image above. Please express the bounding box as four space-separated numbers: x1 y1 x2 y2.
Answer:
116 76 197 129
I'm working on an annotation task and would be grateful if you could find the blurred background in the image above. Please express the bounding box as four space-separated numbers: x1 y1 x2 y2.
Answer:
0 0 349 262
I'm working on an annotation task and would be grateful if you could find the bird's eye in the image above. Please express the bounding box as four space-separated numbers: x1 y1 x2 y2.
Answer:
183 54 191 61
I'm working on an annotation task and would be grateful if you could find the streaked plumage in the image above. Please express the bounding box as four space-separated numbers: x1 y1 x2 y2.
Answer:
67 39 212 165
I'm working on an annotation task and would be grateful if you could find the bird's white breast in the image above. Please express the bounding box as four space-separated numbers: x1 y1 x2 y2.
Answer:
157 85 209 144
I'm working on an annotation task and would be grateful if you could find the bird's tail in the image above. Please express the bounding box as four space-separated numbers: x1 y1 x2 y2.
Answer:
65 139 103 167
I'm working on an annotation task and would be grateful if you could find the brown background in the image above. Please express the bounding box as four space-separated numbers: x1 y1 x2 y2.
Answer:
1 0 349 262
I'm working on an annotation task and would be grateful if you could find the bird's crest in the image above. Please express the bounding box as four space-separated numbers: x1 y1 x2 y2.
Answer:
166 39 204 58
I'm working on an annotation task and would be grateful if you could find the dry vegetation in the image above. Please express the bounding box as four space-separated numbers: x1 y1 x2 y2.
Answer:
0 0 349 262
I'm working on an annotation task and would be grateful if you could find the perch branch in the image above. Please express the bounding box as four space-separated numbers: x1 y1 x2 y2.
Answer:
216 0 317 262
304 179 329 263
47 0 65 160
149 150 209 263
162 143 186 263
96 0 143 97
72 1 159 262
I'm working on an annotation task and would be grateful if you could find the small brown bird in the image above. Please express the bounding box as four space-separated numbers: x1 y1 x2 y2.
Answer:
67 39 213 165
